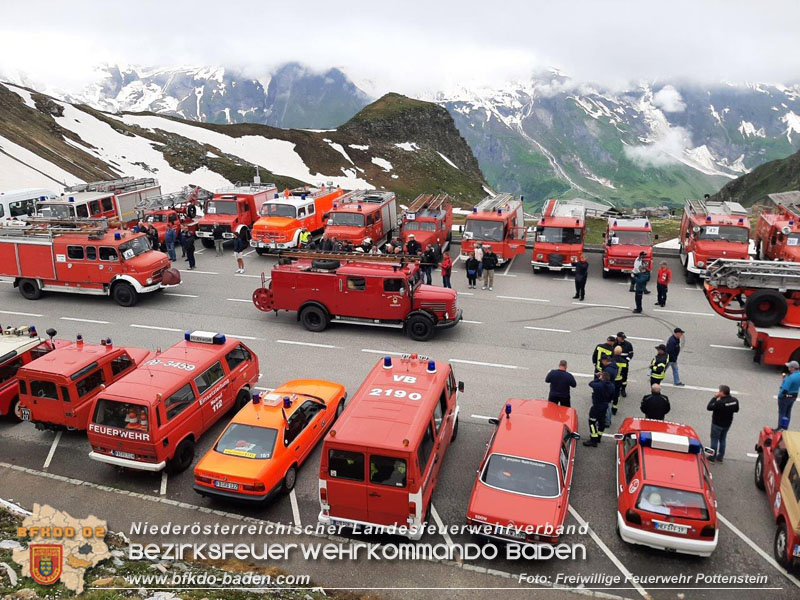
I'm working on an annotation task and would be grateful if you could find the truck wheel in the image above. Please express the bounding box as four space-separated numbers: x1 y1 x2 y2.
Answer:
233 388 251 412
602 269 609 279
312 259 340 270
18 279 42 300
774 522 791 568
754 453 765 490
8 398 22 423
300 305 329 332
451 415 459 442
283 464 298 493
745 289 788 328
167 438 195 473
406 314 435 341
255 247 267 256
201 238 214 249
685 269 697 285
112 282 138 307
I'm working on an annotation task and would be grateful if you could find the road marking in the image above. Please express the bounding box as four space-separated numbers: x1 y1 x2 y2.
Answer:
254 386 274 392
226 298 252 303
225 333 260 341
276 340 338 349
361 349 404 356
130 324 182 332
289 489 302 527
572 372 596 378
626 336 661 342
661 382 741 394
164 293 199 298
746 452 759 458
234 273 262 278
497 295 550 303
525 326 571 333
0 310 44 317
449 358 526 370
42 431 62 471
243 249 255 257
430 504 458 561
195 249 205 255
462 320 483 324
60 317 110 324
159 472 168 496
470 414 495 421
718 512 800 589
709 344 750 351
568 505 650 599
573 302 628 309
654 308 713 317
178 269 219 275
684 287 703 291
459 292 474 296
501 256 515 275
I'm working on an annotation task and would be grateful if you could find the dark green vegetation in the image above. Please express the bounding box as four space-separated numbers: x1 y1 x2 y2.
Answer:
711 148 800 206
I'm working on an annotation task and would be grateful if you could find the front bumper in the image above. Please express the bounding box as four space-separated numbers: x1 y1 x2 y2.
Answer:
436 309 463 329
192 481 281 503
250 239 297 250
196 231 212 239
531 261 575 271
616 512 717 557
88 451 166 472
318 511 424 540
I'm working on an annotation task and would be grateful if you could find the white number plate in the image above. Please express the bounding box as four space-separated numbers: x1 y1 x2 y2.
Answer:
653 520 689 535
20 408 31 421
494 525 526 540
112 450 136 460
214 480 239 490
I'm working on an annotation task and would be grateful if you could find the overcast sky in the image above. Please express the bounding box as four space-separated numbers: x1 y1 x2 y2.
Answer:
1 0 798 94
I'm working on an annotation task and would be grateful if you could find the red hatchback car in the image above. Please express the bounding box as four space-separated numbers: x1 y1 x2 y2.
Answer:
466 399 580 544
615 418 718 557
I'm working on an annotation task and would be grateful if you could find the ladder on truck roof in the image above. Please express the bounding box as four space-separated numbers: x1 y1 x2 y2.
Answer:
408 193 451 213
65 177 159 194
706 259 800 292
276 250 422 264
544 198 586 219
475 193 514 213
685 197 747 217
0 217 112 239
768 194 800 219
135 186 212 212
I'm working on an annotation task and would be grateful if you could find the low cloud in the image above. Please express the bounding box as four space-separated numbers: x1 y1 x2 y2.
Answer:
624 126 692 167
652 85 686 112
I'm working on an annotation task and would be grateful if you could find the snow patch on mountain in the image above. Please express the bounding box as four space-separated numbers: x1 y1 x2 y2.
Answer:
6 84 36 110
348 144 369 150
0 134 84 188
738 121 766 138
782 111 800 141
371 157 393 172
394 142 419 152
324 139 353 164
436 152 459 170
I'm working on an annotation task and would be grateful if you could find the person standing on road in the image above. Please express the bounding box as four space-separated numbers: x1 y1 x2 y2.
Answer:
164 226 177 262
632 265 650 313
233 230 247 274
421 245 435 285
184 231 196 270
440 253 453 288
584 372 615 447
405 234 421 255
178 229 187 258
641 384 671 420
650 344 668 385
465 252 479 289
629 251 646 292
573 255 588 301
707 385 739 463
777 360 800 430
474 244 484 279
481 246 498 291
299 228 311 248
592 336 616 373
611 346 628 415
666 328 685 386
212 224 224 256
615 332 634 397
545 360 577 407
655 261 672 307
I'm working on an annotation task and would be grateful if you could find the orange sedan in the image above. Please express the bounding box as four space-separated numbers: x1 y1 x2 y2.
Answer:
193 379 346 503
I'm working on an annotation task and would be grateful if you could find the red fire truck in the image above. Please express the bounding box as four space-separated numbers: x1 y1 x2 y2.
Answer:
250 185 344 253
531 199 587 273
252 252 461 341
0 219 180 307
136 186 212 242
399 194 453 249
323 190 397 248
0 325 66 421
602 217 654 278
17 334 152 430
37 178 161 226
679 198 750 283
754 192 800 262
196 179 278 248
461 194 527 264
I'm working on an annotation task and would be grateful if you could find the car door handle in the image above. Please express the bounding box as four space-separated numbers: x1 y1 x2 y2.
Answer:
294 445 300 451
369 492 381 497
434 455 439 464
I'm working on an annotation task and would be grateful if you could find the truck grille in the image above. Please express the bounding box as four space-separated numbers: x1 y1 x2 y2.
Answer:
420 303 447 313
151 266 166 283
548 254 564 267
198 224 231 234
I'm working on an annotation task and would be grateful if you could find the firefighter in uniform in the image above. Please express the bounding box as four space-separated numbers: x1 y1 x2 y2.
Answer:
298 228 311 248
592 336 616 373
615 332 634 397
612 346 629 415
650 344 668 386
584 372 615 447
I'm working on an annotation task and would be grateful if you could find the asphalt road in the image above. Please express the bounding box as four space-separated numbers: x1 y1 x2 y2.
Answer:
1 247 798 599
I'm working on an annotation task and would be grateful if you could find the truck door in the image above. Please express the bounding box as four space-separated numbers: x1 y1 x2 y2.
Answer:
376 277 411 321
98 246 121 279
193 361 229 431
416 422 437 519
56 244 87 283
70 364 106 428
326 448 367 521
283 408 309 461
24 378 60 424
296 400 326 461
338 275 368 317
367 452 409 526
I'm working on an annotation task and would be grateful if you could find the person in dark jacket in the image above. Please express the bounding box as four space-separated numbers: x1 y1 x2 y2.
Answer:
184 232 196 270
632 266 650 313
321 237 333 252
650 344 668 385
611 346 628 415
545 360 577 407
421 245 435 285
405 234 421 255
584 372 615 447
164 226 177 262
615 332 634 397
178 229 187 258
212 224 224 256
573 255 588 301
592 336 616 373
465 252 479 289
481 246 498 290
233 230 247 274
707 385 739 462
641 384 671 420
666 327 685 386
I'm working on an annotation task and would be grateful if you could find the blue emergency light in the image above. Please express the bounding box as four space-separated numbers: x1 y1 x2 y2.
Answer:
68 196 75 202
29 326 37 336
427 360 436 373
133 226 140 232
473 207 478 213
505 403 512 418
39 196 45 201
497 208 502 214
283 396 292 408
185 331 226 344
114 232 121 240
738 217 744 224
639 431 702 454
613 220 618 226
706 216 712 222
274 193 279 199
252 393 261 404
520 195 524 201
301 194 307 200
383 356 393 369
333 203 338 208
358 204 363 211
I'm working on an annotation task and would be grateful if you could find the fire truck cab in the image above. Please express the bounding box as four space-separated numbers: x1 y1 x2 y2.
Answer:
532 199 586 272
251 185 344 254
680 198 750 283
400 194 453 249
16 335 151 430
754 192 800 262
196 180 278 247
461 194 527 264
87 331 260 473
318 354 463 539
0 219 180 307
603 217 654 278
253 253 462 341
0 188 56 225
38 178 161 225
323 190 397 248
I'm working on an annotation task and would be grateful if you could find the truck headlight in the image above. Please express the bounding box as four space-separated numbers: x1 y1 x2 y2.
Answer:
146 277 153 284
609 258 616 265
697 261 705 268
536 254 543 259
570 256 577 262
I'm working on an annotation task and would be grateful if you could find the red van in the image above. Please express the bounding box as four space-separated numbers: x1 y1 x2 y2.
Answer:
318 354 463 539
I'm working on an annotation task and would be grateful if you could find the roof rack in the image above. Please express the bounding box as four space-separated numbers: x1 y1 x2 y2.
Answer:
339 190 395 204
766 193 800 219
135 186 212 212
0 217 112 239
685 198 747 217
215 181 277 195
65 177 159 194
706 258 800 292
277 250 421 264
543 198 586 219
474 193 515 213
407 193 451 213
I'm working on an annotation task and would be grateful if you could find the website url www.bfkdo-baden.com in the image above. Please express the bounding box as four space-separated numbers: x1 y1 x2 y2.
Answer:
105 571 312 590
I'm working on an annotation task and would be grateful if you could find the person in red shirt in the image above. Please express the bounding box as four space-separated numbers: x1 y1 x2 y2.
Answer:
655 261 672 307
440 253 453 288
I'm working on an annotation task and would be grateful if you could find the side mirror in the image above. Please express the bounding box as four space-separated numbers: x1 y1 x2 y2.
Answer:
703 447 716 456
458 381 465 393
322 213 330 221
613 433 625 441
488 418 499 425
46 328 57 340
571 432 581 440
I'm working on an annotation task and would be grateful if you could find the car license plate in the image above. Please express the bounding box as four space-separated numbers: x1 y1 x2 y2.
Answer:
214 480 239 490
653 520 689 535
112 450 136 459
20 408 31 421
495 525 526 540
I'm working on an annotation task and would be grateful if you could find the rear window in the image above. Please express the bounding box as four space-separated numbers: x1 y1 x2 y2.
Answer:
215 423 277 459
111 353 134 376
481 454 560 497
636 484 709 520
76 369 105 398
370 455 407 488
29 380 58 400
93 399 150 431
328 449 364 481
194 362 225 395
0 357 23 384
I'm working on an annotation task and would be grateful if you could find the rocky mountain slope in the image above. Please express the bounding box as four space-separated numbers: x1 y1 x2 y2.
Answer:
710 148 800 205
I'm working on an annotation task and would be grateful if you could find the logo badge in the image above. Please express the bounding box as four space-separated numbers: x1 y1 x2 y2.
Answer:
30 544 62 585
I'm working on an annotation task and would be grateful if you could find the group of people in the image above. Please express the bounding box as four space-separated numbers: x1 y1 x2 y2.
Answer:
464 245 499 290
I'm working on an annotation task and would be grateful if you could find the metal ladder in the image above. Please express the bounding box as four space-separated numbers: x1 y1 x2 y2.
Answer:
0 217 111 238
706 258 800 291
65 177 158 194
134 186 212 212
475 193 514 212
407 193 451 213
277 250 422 264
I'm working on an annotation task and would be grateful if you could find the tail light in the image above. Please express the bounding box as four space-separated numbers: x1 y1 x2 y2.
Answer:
320 487 327 503
625 509 642 525
242 482 266 492
196 475 212 484
700 525 716 538
409 501 417 519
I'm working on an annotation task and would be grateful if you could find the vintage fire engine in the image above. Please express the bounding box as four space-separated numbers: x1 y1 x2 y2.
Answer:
461 194 527 264
135 185 212 241
37 178 161 225
602 217 654 277
323 190 397 247
532 199 587 272
196 179 278 247
754 192 800 262
399 193 453 249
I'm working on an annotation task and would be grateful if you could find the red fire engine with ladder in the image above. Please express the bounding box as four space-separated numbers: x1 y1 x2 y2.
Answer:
753 192 800 262
461 194 527 264
400 193 453 249
703 258 800 365
37 178 162 225
135 185 212 241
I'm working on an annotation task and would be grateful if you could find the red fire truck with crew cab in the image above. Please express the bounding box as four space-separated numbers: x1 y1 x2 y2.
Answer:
532 199 586 273
253 252 462 341
16 334 151 430
318 354 463 539
323 190 397 248
196 179 278 248
602 217 654 278
754 192 800 262
400 194 453 249
136 185 211 242
461 194 527 264
680 198 750 283
87 331 260 473
0 218 180 307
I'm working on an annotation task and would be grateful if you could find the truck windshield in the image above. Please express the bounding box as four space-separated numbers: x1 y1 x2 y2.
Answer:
146 213 168 223
260 203 297 218
119 236 151 260
93 399 150 432
205 200 238 215
536 226 582 244
636 484 709 520
328 212 365 227
38 204 75 219
464 219 503 242
404 221 436 232
698 225 748 243
481 453 560 497
610 231 653 246
215 423 277 459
